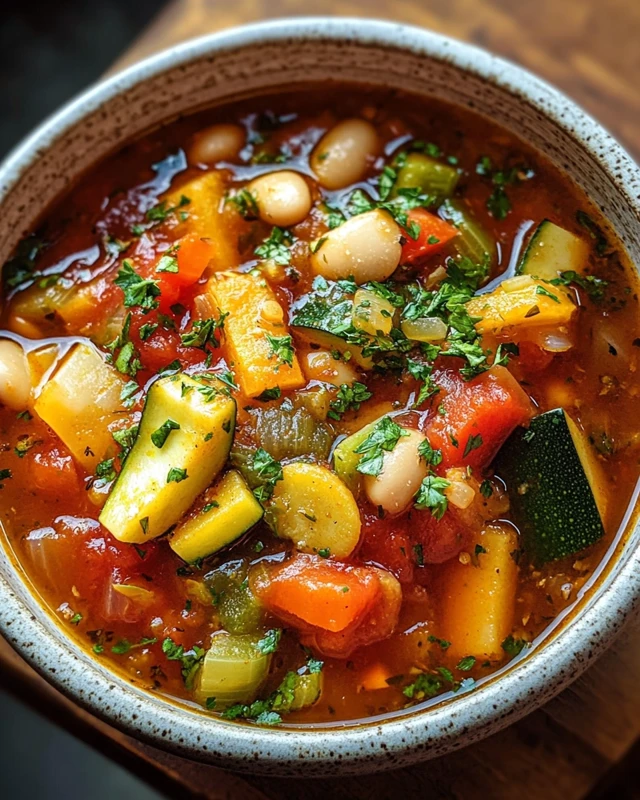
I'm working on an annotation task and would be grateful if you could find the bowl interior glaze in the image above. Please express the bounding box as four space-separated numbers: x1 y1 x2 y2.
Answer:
0 18 639 776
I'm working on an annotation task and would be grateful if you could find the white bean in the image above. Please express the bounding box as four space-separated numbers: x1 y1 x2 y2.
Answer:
188 123 246 165
311 119 379 189
0 339 31 410
311 209 402 283
364 429 428 514
302 350 358 387
248 171 312 227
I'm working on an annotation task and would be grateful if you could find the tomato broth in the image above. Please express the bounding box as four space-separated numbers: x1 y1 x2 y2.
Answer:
1 85 639 725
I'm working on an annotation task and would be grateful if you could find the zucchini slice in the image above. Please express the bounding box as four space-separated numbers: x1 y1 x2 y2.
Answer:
291 284 373 368
270 462 361 558
169 470 263 563
99 373 235 543
518 220 589 281
494 408 606 565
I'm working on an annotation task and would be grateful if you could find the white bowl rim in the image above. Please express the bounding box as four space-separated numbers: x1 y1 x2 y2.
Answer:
0 16 639 775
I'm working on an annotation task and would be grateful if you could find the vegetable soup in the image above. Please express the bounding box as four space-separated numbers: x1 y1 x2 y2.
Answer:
1 86 638 725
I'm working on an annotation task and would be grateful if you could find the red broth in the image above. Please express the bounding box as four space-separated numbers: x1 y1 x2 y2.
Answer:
1 86 639 725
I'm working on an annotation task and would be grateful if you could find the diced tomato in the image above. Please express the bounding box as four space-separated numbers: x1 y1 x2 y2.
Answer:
513 340 555 374
401 208 458 264
251 554 382 633
410 509 469 565
31 445 80 496
359 511 415 584
156 275 181 313
426 365 533 469
155 234 215 311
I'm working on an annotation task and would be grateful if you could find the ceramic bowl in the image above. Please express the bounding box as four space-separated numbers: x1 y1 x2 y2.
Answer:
0 18 639 777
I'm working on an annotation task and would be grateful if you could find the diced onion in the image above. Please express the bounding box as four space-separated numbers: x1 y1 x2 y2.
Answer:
352 289 395 335
112 583 155 603
445 480 476 510
401 317 448 343
539 330 573 352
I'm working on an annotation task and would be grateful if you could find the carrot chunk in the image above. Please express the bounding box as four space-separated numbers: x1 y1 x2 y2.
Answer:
401 208 458 264
252 554 381 633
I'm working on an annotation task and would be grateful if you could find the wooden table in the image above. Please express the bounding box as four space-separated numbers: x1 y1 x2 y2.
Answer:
3 2 640 798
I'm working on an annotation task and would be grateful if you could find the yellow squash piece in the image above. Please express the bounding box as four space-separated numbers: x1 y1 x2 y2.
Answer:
99 373 235 544
439 523 519 660
270 462 361 558
170 470 263 563
165 172 238 271
466 275 576 337
34 342 125 471
208 271 305 398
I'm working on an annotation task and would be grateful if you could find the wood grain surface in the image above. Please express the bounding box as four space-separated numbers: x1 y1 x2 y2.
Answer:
4 1 640 798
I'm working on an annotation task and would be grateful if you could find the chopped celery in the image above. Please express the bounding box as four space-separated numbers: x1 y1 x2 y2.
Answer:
205 559 264 634
229 442 263 490
195 632 272 709
251 402 333 461
393 153 459 204
441 199 496 265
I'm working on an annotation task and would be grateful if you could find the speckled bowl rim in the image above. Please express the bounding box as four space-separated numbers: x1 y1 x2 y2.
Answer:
0 17 639 776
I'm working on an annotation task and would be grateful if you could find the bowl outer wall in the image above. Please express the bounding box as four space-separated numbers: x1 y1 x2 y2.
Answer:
0 17 639 776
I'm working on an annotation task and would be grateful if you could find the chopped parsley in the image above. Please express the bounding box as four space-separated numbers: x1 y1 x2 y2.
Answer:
414 475 450 520
255 227 294 265
501 635 528 657
535 284 560 303
463 433 483 458
112 423 139 460
417 438 443 467
106 313 142 377
180 315 226 350
255 386 282 402
266 333 295 367
427 635 451 650
476 157 535 221
114 260 161 312
228 188 259 218
162 637 205 688
256 628 281 655
95 458 116 482
251 448 283 503
456 655 476 672
155 243 180 274
112 637 157 655
576 210 610 256
167 467 188 483
70 612 83 626
327 381 372 420
151 419 180 449
354 416 410 477
479 479 493 498
551 270 608 300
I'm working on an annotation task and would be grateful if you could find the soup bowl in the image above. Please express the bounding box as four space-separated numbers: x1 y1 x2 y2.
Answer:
0 17 639 776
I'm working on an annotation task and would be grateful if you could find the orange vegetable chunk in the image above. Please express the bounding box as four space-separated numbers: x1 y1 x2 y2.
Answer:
252 554 382 633
427 365 533 469
208 271 305 398
401 208 458 263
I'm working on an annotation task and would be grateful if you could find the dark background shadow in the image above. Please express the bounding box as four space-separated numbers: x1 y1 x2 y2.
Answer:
1 2 168 797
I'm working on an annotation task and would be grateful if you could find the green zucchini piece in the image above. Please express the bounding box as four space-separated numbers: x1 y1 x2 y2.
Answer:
99 373 235 543
291 284 372 368
392 153 459 205
205 559 265 634
494 408 606 565
441 199 496 265
332 415 386 493
518 220 589 280
195 632 273 709
169 470 263 563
